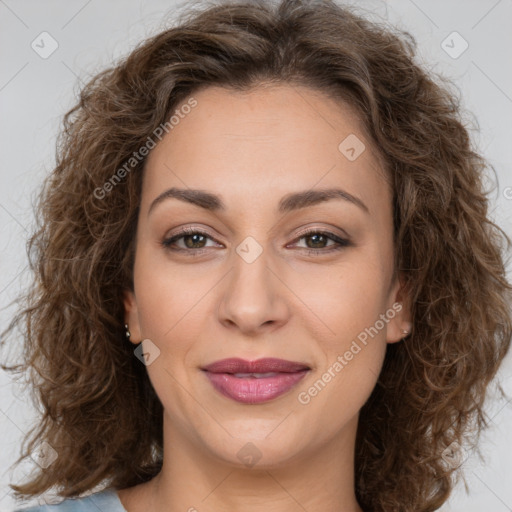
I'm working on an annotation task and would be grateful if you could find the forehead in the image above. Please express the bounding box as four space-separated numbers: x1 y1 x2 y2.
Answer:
141 84 390 216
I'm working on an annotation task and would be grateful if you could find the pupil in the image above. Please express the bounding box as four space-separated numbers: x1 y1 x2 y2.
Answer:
308 234 325 248
182 233 327 250
185 234 205 248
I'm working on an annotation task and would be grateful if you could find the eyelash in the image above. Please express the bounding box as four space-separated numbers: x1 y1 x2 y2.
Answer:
161 227 351 257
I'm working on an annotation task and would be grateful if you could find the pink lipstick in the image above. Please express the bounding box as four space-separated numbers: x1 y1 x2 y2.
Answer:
201 357 310 404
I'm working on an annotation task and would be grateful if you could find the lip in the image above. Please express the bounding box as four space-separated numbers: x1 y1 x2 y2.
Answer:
202 357 310 374
201 358 310 404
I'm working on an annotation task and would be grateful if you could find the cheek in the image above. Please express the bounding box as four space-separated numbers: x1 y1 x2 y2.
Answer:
132 251 209 418
289 253 392 348
314 261 391 414
298 293 388 429
291 249 391 406
133 243 211 338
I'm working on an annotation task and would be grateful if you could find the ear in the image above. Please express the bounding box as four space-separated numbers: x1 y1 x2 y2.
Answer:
385 273 413 344
123 288 142 345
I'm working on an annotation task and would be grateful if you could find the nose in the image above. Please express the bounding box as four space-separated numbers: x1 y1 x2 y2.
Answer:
216 246 290 337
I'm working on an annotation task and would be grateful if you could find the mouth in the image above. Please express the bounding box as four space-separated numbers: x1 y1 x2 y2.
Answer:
201 358 310 404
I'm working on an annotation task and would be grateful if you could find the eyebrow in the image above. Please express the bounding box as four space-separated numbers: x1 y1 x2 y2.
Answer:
147 186 369 216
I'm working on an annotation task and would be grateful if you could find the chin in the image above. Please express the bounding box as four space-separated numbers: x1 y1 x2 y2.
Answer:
219 439 304 470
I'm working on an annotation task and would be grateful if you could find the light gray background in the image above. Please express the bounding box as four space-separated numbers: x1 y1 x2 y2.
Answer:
1 1 511 511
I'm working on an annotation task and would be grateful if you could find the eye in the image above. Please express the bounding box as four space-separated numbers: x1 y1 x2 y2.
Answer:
161 227 352 256
162 227 220 255
289 229 352 255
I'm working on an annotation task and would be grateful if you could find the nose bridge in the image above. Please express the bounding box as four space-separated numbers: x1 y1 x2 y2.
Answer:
217 235 288 332
230 236 274 306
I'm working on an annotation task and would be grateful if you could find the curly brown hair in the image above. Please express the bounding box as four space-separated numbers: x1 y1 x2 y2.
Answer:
2 0 511 511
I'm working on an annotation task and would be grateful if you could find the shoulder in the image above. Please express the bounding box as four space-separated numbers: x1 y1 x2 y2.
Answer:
12 489 126 512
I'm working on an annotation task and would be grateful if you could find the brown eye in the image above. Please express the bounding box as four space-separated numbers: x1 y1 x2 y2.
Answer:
290 230 352 255
162 228 220 254
304 232 330 249
161 228 351 257
181 233 207 249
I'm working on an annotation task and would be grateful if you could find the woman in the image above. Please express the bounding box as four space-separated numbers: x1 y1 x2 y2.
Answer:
2 0 511 511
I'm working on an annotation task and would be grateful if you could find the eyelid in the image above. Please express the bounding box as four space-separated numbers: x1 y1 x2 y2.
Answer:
291 224 350 241
162 224 352 256
165 225 223 245
164 224 349 244
287 227 351 253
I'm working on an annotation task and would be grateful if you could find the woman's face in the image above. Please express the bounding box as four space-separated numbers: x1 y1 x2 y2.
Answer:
124 84 410 467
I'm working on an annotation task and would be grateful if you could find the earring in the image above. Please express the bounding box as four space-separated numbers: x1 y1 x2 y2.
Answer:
125 324 131 339
401 328 410 337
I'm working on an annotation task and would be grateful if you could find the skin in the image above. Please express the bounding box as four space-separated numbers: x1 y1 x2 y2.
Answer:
120 83 412 512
